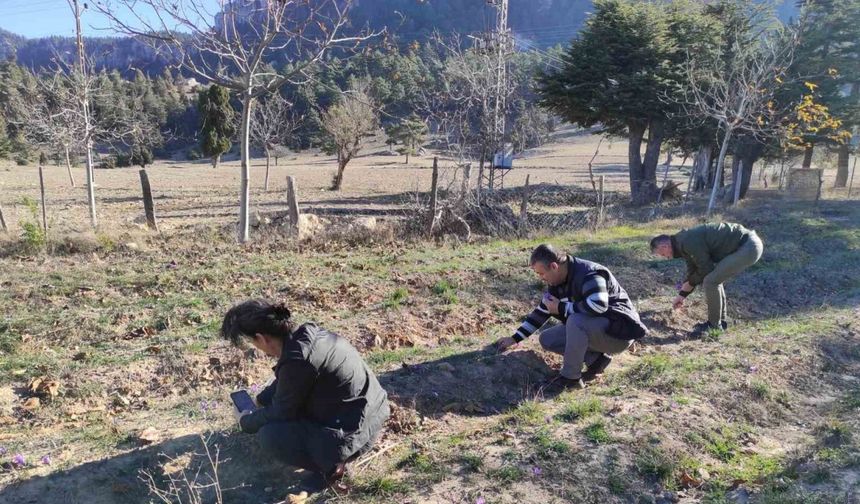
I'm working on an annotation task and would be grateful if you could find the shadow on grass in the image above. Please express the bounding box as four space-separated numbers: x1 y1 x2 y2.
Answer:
0 347 556 504
0 430 315 504
378 347 555 419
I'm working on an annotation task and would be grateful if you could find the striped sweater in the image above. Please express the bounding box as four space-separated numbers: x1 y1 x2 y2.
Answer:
512 273 609 343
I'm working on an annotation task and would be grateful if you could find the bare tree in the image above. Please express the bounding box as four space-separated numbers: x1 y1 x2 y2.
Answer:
70 0 98 227
321 80 379 191
417 34 510 170
18 72 84 188
96 0 377 243
249 92 302 191
682 26 796 215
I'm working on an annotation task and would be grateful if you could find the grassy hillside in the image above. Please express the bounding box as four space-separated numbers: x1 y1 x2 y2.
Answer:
0 192 857 503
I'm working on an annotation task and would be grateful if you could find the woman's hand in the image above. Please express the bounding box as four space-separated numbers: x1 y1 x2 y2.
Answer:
672 295 686 310
233 408 252 425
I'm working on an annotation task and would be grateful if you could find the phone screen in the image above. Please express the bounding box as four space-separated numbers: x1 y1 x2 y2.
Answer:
230 390 256 412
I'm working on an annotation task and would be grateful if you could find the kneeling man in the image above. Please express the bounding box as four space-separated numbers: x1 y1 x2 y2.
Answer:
497 244 648 390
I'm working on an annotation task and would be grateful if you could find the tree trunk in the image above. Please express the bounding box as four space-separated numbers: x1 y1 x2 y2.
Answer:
707 126 733 216
85 140 97 228
405 152 409 164
627 122 647 204
212 155 220 169
835 143 850 188
264 147 271 192
64 146 76 188
693 145 711 192
237 92 253 244
802 144 814 169
640 119 665 203
737 154 757 199
333 158 348 191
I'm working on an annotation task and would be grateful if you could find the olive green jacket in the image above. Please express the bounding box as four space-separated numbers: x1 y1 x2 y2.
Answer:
671 223 753 287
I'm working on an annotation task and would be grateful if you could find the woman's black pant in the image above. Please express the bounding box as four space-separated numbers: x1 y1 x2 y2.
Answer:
257 420 377 475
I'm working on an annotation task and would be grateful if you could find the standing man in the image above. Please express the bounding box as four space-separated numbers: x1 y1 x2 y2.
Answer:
650 222 763 333
496 245 648 390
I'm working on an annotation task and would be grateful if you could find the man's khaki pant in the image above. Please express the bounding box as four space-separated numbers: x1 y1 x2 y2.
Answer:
702 233 764 326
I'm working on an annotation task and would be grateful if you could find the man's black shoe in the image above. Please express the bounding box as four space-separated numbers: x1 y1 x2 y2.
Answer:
691 321 726 337
541 373 585 391
582 354 612 382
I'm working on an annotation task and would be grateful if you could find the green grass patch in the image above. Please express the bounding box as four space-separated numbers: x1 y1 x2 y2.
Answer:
556 397 604 423
623 353 709 393
383 287 409 308
534 428 571 456
507 399 546 427
460 452 484 472
431 279 459 304
488 465 525 483
583 421 612 444
358 476 410 496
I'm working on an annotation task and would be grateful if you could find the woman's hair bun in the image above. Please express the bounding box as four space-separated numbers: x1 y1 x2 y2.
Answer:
270 302 292 321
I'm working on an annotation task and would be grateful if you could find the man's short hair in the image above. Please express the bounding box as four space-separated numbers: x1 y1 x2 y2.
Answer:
650 235 671 251
530 244 564 266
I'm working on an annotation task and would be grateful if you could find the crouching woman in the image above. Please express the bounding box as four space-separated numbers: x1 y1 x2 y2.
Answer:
221 299 390 489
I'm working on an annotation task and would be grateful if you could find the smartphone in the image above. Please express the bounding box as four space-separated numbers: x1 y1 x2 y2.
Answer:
230 390 256 413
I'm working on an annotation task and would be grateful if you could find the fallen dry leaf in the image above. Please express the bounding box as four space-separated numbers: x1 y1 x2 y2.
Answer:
138 427 160 445
287 491 309 504
23 397 40 410
679 471 703 489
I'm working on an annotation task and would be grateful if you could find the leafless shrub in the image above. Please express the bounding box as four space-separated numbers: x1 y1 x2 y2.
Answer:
140 435 239 504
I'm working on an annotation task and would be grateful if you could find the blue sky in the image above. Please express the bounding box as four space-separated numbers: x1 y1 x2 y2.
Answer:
0 0 222 38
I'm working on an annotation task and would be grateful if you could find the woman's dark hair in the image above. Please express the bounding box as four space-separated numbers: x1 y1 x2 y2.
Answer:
220 299 295 346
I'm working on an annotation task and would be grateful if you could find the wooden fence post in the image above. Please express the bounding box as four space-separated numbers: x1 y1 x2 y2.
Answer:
460 163 472 197
427 157 439 236
848 154 857 198
138 169 159 231
598 175 605 227
286 176 300 235
0 202 7 232
38 165 48 233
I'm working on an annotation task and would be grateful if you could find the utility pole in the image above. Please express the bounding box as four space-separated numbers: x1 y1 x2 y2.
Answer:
485 0 511 193
69 0 97 228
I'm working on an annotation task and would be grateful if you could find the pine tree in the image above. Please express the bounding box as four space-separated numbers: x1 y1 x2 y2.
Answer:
386 114 427 164
198 85 235 168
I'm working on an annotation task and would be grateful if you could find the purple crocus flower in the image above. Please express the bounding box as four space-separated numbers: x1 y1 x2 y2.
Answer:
476 497 486 504
749 365 758 373
41 455 51 465
532 466 542 476
675 282 683 290
250 384 260 394
12 453 25 467
200 400 208 412
0 446 6 456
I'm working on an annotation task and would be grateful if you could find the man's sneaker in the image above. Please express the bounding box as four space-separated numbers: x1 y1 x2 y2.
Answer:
541 373 585 392
720 320 729 330
582 354 612 382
